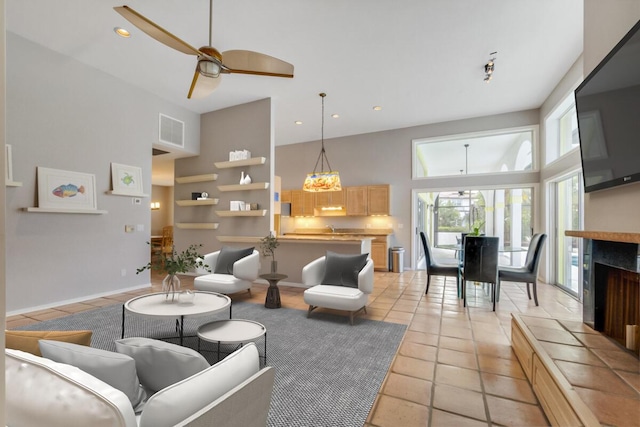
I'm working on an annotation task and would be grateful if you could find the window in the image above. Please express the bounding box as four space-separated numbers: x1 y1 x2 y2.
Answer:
545 93 579 164
559 105 578 157
413 127 536 178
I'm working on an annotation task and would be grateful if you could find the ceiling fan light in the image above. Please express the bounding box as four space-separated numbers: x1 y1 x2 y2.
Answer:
198 59 221 78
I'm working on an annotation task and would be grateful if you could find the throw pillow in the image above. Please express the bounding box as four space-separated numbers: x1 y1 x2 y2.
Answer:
320 251 369 288
5 330 92 356
115 337 210 393
138 343 260 427
39 339 146 410
214 246 254 274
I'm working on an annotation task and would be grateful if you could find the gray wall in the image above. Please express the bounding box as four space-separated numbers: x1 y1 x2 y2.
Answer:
5 33 200 313
174 98 274 256
276 109 540 269
581 1 640 232
1 0 7 418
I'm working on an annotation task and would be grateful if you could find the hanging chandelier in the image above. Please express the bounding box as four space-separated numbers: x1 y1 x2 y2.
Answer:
302 93 342 192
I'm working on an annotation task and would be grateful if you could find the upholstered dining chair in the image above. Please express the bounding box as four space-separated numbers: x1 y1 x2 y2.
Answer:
160 225 173 256
194 247 260 295
419 232 459 295
498 233 547 306
302 251 374 325
461 235 499 310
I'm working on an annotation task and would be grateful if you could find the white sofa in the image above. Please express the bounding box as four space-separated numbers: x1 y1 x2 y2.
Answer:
5 342 275 427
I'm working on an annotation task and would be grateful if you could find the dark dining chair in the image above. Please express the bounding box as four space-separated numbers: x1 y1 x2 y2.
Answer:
461 236 499 310
498 233 547 306
420 232 459 295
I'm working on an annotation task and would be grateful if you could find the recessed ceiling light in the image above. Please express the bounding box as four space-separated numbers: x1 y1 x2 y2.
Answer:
114 27 131 38
373 106 382 111
295 120 303 125
331 114 339 119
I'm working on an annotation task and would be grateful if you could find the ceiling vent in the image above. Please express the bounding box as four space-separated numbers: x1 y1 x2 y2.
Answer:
159 113 185 148
152 148 170 156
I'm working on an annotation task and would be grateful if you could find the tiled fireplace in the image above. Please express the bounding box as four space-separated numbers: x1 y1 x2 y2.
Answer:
567 231 640 354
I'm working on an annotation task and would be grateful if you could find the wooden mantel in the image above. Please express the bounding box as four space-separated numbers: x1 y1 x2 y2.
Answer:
565 230 640 244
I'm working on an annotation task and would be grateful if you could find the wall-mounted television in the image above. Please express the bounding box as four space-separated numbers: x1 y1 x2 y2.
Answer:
575 19 640 193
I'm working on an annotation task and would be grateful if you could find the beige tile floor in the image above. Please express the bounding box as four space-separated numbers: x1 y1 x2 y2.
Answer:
7 268 636 426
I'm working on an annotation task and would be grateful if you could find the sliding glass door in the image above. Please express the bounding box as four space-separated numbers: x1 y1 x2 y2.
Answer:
553 173 583 297
414 187 533 267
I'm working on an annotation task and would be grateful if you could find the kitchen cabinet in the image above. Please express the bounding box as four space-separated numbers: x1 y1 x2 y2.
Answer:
280 190 292 203
371 237 389 271
346 186 368 216
346 185 390 216
314 190 344 208
368 185 390 216
290 190 315 216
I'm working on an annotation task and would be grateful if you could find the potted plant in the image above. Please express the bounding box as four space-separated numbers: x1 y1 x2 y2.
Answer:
260 233 280 273
137 243 209 301
469 220 485 236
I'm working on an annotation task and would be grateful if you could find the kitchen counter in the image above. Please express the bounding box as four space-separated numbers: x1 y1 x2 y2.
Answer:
285 229 393 271
285 228 393 237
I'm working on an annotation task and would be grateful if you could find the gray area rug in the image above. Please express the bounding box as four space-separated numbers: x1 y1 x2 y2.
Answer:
15 301 406 427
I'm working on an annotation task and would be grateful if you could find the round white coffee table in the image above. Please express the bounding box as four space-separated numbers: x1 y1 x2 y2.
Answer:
197 319 267 363
122 291 231 345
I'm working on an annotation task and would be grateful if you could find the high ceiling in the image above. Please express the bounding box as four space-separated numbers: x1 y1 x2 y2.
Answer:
6 0 583 147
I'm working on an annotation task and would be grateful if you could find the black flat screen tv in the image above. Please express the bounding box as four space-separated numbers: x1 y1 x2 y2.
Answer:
575 19 640 193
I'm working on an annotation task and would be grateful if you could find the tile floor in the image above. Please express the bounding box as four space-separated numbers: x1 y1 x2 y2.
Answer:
6 269 638 426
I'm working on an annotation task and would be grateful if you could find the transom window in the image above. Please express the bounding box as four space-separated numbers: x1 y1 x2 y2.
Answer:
413 127 535 179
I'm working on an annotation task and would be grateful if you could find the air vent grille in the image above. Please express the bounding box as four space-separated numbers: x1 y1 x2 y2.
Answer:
159 113 185 147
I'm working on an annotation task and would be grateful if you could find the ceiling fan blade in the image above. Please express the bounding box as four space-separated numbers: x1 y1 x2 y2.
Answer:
114 6 202 56
221 50 294 78
187 65 221 99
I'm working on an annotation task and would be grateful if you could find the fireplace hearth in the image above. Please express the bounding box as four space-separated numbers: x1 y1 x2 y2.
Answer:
567 231 640 355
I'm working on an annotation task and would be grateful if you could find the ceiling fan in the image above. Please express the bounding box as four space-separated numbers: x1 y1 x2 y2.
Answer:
114 1 294 99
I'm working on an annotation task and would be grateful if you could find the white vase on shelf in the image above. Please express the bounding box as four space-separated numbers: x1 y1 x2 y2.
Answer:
243 173 252 185
240 171 245 184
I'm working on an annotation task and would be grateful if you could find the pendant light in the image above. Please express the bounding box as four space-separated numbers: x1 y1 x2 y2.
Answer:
302 93 342 192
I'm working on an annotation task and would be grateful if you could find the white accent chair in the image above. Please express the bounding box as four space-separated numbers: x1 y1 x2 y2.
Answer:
194 249 260 295
302 254 374 325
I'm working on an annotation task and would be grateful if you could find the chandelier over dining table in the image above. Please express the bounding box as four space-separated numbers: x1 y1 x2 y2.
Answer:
302 92 342 192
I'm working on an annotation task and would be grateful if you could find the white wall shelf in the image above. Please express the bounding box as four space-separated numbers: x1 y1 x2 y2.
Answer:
214 157 266 169
106 190 149 197
175 174 218 184
175 223 219 230
175 198 219 207
217 182 269 192
215 210 267 217
24 207 108 214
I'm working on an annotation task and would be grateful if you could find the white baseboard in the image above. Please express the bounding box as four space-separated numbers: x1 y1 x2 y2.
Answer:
7 283 152 317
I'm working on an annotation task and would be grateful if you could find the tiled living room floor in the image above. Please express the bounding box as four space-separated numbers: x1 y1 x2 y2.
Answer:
6 269 638 426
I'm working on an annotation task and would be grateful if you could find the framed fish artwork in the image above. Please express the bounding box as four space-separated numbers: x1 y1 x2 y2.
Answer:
37 167 97 211
111 163 144 196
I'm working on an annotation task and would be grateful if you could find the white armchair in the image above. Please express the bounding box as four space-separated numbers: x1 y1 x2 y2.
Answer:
302 253 374 325
194 248 260 295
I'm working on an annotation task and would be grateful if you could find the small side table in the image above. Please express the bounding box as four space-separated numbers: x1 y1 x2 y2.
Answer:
260 273 287 309
197 319 267 364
